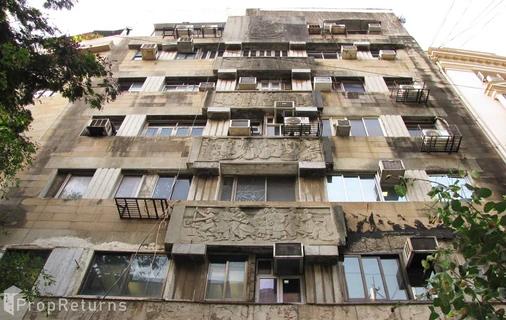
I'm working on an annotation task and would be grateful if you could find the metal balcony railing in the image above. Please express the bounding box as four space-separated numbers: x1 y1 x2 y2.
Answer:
115 197 169 219
391 82 430 104
281 122 321 137
419 125 462 153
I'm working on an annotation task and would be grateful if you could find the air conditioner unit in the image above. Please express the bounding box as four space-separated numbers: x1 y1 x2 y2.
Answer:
202 24 218 35
86 118 114 136
176 25 193 37
378 159 406 185
341 45 357 60
422 128 449 137
379 49 397 60
198 82 215 92
177 37 194 53
140 43 158 60
325 23 346 34
274 101 295 108
273 243 304 275
313 76 333 91
368 23 382 34
228 119 251 136
284 116 310 126
238 77 257 90
334 119 351 136
307 24 321 34
403 237 438 268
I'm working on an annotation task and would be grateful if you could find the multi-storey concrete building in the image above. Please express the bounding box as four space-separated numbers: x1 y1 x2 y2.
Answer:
1 8 505 319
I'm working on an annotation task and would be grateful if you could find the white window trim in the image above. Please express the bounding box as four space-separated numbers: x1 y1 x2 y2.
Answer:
347 117 385 137
128 82 144 92
142 122 205 137
326 173 407 202
204 260 248 301
255 259 304 303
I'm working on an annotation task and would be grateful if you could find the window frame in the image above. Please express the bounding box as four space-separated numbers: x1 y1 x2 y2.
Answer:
326 173 407 202
132 50 143 61
204 259 248 301
151 175 192 200
78 251 170 298
128 82 144 92
427 173 471 199
255 259 304 303
55 173 93 199
349 117 384 137
142 121 205 137
114 175 144 198
219 176 297 201
341 254 410 302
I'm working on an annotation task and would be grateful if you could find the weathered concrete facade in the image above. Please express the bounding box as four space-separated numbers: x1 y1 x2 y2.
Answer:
1 8 506 319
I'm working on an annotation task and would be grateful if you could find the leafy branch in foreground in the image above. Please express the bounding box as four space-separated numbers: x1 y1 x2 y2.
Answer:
396 175 505 319
0 0 118 198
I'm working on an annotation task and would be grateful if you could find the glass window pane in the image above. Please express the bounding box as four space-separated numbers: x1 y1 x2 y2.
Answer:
159 128 172 136
343 176 362 201
321 119 332 137
327 176 346 201
267 177 295 201
343 82 365 93
235 176 265 201
258 278 277 303
362 257 387 300
115 176 141 198
380 258 408 300
176 127 189 136
206 263 226 299
363 118 383 136
282 278 301 303
191 127 204 136
172 177 191 200
80 253 131 296
382 187 406 202
343 257 365 299
350 120 367 137
360 176 380 201
153 177 174 198
59 175 92 199
123 254 169 298
257 260 272 275
220 177 234 201
144 127 158 137
0 250 51 290
225 261 246 299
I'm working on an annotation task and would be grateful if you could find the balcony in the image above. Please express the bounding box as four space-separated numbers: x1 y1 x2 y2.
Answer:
281 121 321 137
391 82 430 104
115 197 169 219
419 125 462 153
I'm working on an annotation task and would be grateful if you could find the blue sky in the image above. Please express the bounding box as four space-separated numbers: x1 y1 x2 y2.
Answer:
31 0 506 55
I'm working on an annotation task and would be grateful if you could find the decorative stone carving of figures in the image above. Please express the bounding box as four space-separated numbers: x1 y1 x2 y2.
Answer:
189 207 218 240
312 214 336 241
227 207 255 240
298 209 317 239
300 139 321 161
280 139 299 161
257 139 273 160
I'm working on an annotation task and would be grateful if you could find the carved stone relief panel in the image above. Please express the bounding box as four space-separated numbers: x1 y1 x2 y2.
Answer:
179 206 339 245
197 138 324 163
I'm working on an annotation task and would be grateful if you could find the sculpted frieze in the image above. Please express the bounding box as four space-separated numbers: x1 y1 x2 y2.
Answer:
197 138 323 162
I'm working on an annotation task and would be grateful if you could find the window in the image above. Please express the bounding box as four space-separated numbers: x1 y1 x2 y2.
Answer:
307 51 339 59
382 186 407 202
327 175 380 202
205 259 247 300
403 118 437 137
132 50 143 60
115 175 142 198
258 80 290 91
256 259 302 303
152 176 191 200
56 173 93 199
0 250 51 292
428 174 471 199
342 256 408 301
175 52 196 60
321 119 333 137
350 118 383 136
220 176 296 201
142 121 205 137
128 82 144 92
79 252 169 298
118 79 146 92
242 50 285 57
341 81 365 93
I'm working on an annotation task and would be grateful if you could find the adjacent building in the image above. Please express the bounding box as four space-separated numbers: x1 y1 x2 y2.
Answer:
1 9 505 319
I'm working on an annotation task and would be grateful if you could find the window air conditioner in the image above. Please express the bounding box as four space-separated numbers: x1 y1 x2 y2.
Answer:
368 23 382 34
378 159 406 185
341 45 357 60
379 49 397 60
284 117 310 126
177 36 194 53
313 76 333 92
307 24 321 34
403 237 438 268
228 119 251 136
273 243 304 275
140 43 158 60
334 119 351 136
274 101 295 109
86 118 114 136
325 23 346 34
238 77 257 90
198 82 215 92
